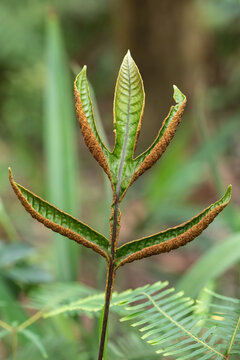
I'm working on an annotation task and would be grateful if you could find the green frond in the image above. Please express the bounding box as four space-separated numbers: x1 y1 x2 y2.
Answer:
29 279 240 359
121 286 240 359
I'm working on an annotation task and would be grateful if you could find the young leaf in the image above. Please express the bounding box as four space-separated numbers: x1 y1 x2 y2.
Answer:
9 169 109 260
109 50 145 199
115 185 232 267
74 51 186 203
130 85 187 187
74 66 113 188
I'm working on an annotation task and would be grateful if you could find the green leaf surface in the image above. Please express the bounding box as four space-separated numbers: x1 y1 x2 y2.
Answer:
45 13 79 280
40 281 169 318
75 66 110 158
177 233 240 298
9 170 109 258
121 286 240 359
134 86 186 168
30 280 240 358
115 186 231 264
109 50 145 197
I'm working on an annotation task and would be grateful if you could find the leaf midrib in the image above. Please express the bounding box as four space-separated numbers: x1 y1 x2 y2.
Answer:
116 54 132 197
141 292 226 359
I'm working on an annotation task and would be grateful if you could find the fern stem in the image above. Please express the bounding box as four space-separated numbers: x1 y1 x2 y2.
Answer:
0 319 12 331
17 307 48 331
98 262 116 360
98 195 119 360
98 54 132 359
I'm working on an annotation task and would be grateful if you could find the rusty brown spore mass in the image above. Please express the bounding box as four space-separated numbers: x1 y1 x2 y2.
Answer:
74 82 115 197
9 169 109 261
116 200 229 268
131 98 187 186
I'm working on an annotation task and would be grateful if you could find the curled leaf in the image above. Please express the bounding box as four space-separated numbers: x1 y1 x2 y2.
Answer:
74 67 113 190
130 86 187 185
115 185 232 268
9 168 109 260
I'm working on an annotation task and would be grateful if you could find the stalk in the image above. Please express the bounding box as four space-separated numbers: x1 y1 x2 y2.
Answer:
97 194 119 360
98 55 132 359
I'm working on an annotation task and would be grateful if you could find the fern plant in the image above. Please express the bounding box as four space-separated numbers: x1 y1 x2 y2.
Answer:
1 279 239 359
29 280 240 359
9 51 232 359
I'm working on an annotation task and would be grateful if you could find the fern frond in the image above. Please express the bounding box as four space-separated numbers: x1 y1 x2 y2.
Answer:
30 281 169 317
200 289 240 357
120 286 240 359
30 281 240 359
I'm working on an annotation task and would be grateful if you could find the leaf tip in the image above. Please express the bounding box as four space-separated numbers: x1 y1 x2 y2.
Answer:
224 184 232 202
8 167 13 181
75 65 87 87
173 85 186 104
82 65 87 73
124 49 134 65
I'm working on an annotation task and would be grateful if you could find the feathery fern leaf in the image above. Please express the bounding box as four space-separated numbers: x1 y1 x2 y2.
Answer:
29 281 240 359
200 290 240 358
121 285 240 359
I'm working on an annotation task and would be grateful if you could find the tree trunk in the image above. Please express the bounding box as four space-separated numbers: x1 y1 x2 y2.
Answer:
113 0 205 151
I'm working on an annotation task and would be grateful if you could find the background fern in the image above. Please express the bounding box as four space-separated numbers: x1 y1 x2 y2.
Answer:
28 281 240 359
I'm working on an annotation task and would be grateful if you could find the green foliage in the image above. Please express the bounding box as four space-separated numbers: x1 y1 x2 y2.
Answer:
29 281 240 359
115 186 231 264
0 240 52 286
11 180 109 255
120 283 240 359
44 13 79 281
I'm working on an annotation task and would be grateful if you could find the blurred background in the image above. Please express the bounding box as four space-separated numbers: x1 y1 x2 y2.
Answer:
0 0 239 358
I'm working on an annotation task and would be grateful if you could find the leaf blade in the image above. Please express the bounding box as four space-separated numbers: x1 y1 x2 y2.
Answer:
9 169 109 260
110 50 145 198
113 50 145 159
130 86 187 185
115 186 232 267
44 12 79 281
74 66 113 187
